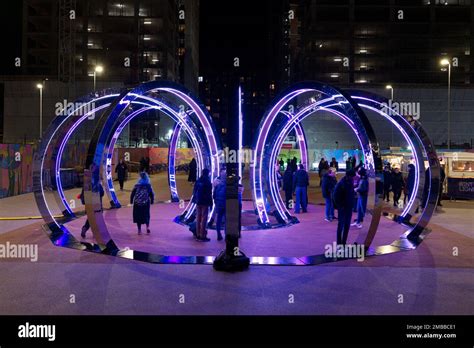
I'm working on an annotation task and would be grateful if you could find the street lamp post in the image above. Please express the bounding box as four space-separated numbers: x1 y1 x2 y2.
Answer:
440 59 451 150
385 84 394 147
93 65 104 91
37 83 43 138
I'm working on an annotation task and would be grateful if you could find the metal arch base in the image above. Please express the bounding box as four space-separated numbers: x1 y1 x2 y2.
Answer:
43 220 418 266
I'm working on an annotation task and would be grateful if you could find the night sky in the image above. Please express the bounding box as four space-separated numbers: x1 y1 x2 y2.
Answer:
0 2 22 75
199 0 270 76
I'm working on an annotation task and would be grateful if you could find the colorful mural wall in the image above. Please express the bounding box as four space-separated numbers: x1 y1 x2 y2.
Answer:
0 144 35 198
116 147 195 167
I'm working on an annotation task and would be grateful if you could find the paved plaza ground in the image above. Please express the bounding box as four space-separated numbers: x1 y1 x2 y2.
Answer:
0 171 472 315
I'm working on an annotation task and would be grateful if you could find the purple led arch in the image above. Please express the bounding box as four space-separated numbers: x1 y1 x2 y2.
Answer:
84 81 221 249
104 94 208 220
269 104 369 222
252 82 381 250
36 93 120 228
103 101 201 218
168 122 181 202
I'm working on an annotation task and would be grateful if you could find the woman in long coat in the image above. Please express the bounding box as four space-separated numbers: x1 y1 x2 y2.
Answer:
130 172 155 235
188 158 197 183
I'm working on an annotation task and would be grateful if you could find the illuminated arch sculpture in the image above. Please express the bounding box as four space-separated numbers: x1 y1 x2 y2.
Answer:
252 82 440 251
252 81 384 250
34 81 222 251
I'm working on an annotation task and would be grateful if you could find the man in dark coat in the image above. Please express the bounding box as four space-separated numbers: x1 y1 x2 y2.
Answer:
283 166 294 209
352 167 369 228
139 157 146 172
322 168 337 221
391 168 404 207
213 168 226 241
192 168 213 241
383 166 392 202
329 157 339 172
333 169 356 245
279 158 285 169
406 164 416 203
318 158 327 186
438 165 446 206
115 159 128 191
188 158 197 184
290 157 298 173
293 164 309 213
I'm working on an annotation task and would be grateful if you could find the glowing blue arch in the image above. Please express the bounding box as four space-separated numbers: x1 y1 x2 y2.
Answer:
34 81 222 251
252 81 383 249
84 81 221 247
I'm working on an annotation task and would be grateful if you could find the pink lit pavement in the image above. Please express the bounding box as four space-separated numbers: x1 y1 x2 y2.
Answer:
0 172 472 315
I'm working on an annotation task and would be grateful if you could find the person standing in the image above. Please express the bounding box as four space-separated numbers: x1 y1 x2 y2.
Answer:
404 164 416 205
283 165 294 209
391 168 404 207
279 157 285 170
383 166 392 202
139 157 146 172
322 168 337 221
115 159 128 191
213 168 226 241
188 158 197 184
318 158 326 186
291 157 298 173
293 164 309 213
330 157 339 172
192 168 213 242
145 157 151 174
333 170 356 245
346 156 352 171
351 167 368 228
438 165 446 206
352 170 360 212
130 172 155 235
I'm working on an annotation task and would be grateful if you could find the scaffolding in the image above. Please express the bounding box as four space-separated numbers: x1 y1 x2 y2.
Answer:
58 0 76 86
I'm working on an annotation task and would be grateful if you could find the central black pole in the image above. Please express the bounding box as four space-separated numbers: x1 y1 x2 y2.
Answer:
213 81 249 271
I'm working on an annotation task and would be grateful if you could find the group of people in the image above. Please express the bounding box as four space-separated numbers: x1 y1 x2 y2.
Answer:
382 164 416 207
281 160 310 214
329 167 369 245
191 168 227 242
318 157 339 186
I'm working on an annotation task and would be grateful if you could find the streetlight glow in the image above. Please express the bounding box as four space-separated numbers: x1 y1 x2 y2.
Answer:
37 84 43 89
385 85 393 90
440 58 451 149
440 59 450 66
93 65 104 91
